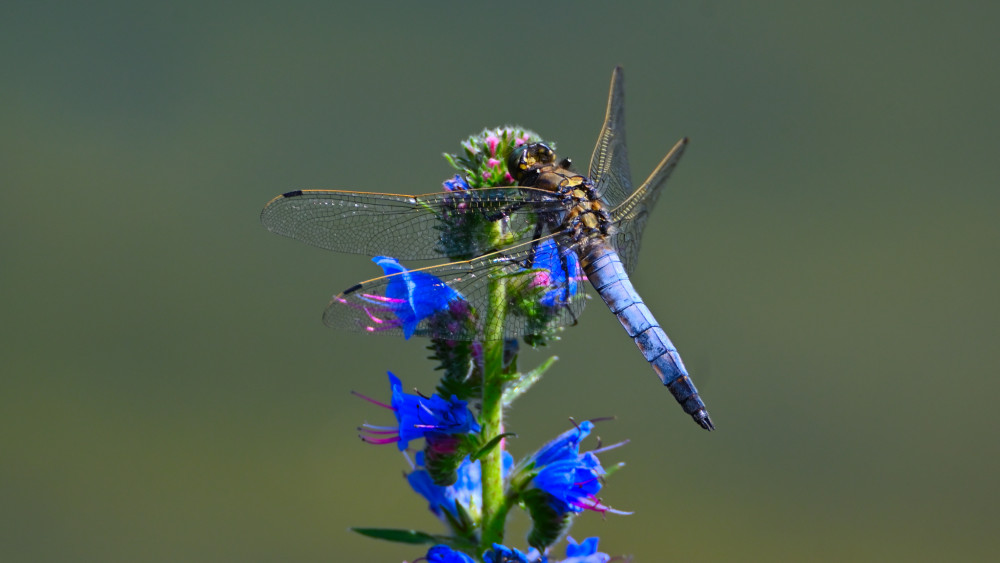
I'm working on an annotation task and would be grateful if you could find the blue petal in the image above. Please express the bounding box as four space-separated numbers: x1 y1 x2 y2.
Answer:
407 469 448 520
533 239 560 272
532 421 593 467
426 544 476 563
533 459 603 513
564 536 601 557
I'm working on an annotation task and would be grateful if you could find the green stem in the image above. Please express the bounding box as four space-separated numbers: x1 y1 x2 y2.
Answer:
480 275 507 550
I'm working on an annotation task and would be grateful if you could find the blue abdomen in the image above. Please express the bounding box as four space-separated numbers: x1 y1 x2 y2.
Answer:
580 242 714 430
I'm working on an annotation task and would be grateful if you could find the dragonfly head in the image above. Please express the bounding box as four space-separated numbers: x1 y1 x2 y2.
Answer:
508 142 556 183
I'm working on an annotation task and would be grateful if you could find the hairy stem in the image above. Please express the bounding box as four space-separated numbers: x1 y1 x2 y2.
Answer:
480 274 507 550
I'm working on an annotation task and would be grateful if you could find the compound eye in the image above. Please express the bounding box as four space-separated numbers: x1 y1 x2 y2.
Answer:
531 143 556 165
507 145 530 181
507 142 557 181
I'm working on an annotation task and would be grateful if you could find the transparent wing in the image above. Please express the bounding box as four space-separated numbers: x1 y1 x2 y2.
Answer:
260 187 568 261
588 66 634 208
607 137 688 273
323 235 587 341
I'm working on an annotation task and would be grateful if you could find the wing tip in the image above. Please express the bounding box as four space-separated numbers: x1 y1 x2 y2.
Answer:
260 190 307 228
665 137 689 161
261 189 304 213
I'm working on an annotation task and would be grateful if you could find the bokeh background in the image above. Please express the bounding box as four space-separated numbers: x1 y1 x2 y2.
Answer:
3 2 998 561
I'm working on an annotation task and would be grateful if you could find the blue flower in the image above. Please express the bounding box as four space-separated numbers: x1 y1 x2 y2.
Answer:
442 173 471 192
559 536 610 563
530 239 580 307
483 543 532 563
357 373 479 451
373 256 465 339
425 544 476 563
518 421 629 551
408 451 513 523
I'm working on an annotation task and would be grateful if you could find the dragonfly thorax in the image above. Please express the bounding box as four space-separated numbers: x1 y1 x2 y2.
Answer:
509 143 613 245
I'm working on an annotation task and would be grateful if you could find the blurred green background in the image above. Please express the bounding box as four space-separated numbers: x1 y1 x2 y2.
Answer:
3 1 998 561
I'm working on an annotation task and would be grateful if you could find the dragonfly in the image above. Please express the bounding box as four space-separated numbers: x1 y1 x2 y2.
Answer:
261 67 714 431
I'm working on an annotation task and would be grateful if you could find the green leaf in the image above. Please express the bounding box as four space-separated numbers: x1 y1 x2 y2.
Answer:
470 432 517 461
441 501 479 543
502 356 558 406
350 528 439 545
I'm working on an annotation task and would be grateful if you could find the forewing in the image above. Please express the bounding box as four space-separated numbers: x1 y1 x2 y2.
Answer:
588 66 634 208
323 236 587 341
607 137 688 273
260 187 566 260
